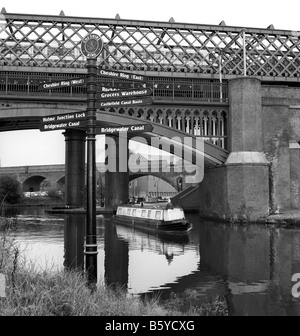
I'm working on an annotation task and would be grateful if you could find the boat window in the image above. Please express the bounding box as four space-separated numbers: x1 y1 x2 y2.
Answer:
164 208 185 221
127 208 131 216
147 210 152 218
132 209 136 216
141 210 147 217
155 211 162 219
117 208 122 215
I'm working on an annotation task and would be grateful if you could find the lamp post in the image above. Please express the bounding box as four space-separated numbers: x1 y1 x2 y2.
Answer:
155 179 159 198
81 34 103 286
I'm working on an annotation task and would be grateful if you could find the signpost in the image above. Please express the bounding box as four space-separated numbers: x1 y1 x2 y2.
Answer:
37 32 154 288
81 34 103 287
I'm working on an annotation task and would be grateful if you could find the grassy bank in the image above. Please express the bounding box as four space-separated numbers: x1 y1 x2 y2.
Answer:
0 218 228 316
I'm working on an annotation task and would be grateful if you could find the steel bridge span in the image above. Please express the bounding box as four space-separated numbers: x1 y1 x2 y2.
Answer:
1 10 300 220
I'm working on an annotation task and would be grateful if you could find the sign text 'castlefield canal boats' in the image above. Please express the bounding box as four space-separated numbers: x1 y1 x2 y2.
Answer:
113 202 192 233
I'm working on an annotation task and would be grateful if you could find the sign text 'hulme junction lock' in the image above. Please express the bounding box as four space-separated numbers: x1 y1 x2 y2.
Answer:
40 112 87 132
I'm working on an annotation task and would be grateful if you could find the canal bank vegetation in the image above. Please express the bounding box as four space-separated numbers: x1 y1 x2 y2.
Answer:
17 189 65 207
0 218 228 316
0 175 23 206
0 175 65 208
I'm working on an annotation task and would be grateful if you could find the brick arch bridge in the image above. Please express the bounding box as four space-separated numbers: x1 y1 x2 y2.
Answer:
0 161 192 193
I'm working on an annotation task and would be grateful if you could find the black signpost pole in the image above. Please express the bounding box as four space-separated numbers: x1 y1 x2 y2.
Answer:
81 33 103 287
85 57 98 286
39 33 153 288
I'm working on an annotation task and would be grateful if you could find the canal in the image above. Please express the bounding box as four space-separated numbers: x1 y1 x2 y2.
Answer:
3 206 300 316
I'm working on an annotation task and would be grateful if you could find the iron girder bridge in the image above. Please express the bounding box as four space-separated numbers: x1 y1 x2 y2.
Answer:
1 11 299 159
1 11 299 80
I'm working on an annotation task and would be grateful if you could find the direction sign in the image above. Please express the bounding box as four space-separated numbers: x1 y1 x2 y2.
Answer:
40 119 87 132
97 123 153 135
96 96 153 109
97 88 152 101
41 111 87 124
38 77 87 91
98 85 120 92
98 69 148 82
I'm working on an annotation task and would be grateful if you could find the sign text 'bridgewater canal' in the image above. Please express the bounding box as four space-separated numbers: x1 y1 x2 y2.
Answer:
40 120 87 132
40 112 87 132
98 123 153 134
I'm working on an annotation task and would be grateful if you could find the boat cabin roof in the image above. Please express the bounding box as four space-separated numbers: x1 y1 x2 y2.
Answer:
123 202 178 210
116 203 186 221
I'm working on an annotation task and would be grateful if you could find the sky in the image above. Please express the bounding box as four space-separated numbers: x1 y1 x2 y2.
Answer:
1 0 300 167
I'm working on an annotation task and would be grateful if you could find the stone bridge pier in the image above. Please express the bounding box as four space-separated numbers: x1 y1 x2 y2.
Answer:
193 77 270 221
63 129 86 207
104 134 129 210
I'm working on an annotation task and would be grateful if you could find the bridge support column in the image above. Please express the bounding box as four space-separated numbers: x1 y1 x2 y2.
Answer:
105 134 129 210
225 77 270 221
63 129 86 207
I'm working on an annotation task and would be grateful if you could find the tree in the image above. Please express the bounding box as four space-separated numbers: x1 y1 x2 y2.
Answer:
40 179 52 192
0 175 22 204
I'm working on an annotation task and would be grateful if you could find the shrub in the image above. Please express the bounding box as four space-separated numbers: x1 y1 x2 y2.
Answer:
0 175 22 204
47 189 62 200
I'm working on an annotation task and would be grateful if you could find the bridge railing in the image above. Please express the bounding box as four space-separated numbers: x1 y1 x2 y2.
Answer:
1 12 300 81
0 71 228 103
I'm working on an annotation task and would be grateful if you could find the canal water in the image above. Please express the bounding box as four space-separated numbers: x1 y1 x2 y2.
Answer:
2 206 300 316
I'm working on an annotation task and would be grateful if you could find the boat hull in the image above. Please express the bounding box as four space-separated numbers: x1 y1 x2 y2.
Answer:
113 215 192 234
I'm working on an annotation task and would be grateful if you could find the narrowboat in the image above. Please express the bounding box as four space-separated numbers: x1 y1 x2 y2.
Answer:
113 202 192 233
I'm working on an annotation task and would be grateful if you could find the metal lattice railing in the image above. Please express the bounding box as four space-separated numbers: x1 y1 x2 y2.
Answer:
1 12 300 81
0 71 228 102
108 106 228 149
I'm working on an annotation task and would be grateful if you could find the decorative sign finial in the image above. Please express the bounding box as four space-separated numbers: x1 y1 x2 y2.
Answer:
81 34 103 59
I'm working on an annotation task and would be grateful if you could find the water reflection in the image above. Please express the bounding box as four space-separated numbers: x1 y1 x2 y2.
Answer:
4 207 300 315
109 219 199 294
188 214 300 316
64 214 85 271
104 219 129 290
